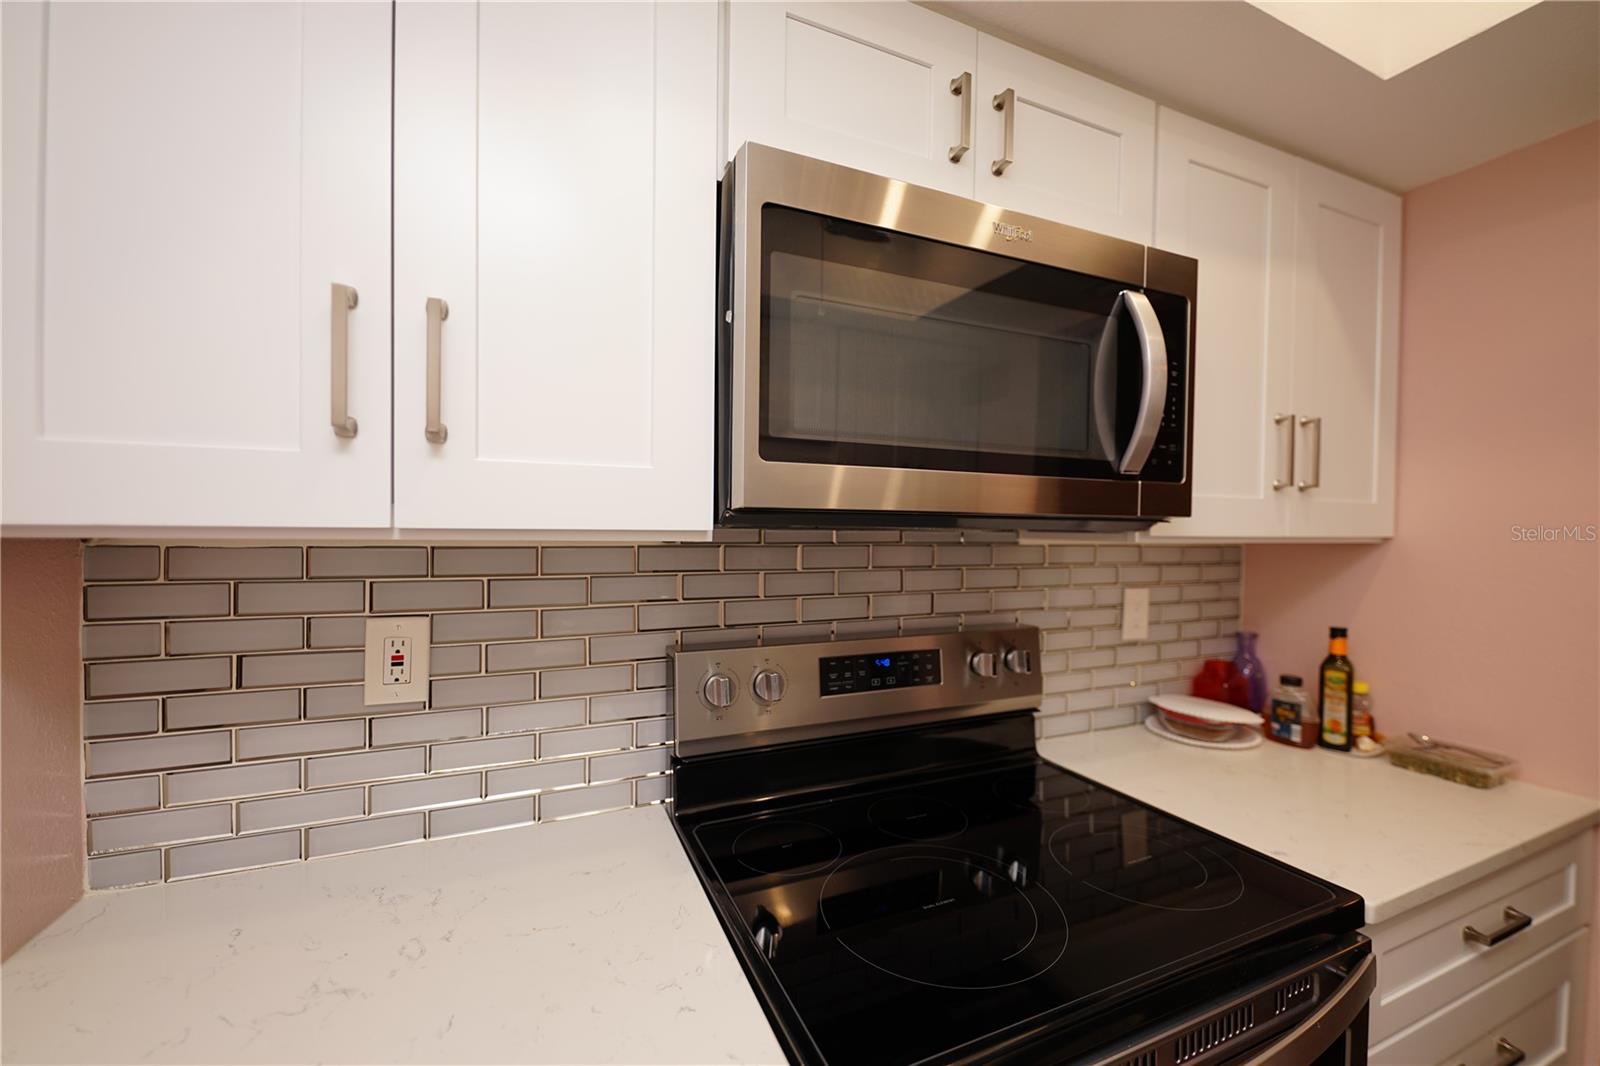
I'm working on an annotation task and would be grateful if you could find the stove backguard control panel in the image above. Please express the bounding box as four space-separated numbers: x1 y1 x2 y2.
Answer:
670 626 1043 756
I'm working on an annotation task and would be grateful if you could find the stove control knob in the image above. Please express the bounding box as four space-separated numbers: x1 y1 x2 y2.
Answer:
1002 647 1034 676
701 672 736 710
969 650 999 678
752 668 787 704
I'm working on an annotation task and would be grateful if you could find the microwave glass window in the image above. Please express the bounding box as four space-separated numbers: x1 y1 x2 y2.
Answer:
760 205 1160 479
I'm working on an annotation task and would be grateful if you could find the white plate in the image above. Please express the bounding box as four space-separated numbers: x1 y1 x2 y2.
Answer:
1144 711 1263 750
1149 694 1263 727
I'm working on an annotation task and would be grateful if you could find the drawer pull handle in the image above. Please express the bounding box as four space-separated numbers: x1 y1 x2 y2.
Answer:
424 297 449 445
1460 1037 1525 1066
1462 906 1531 947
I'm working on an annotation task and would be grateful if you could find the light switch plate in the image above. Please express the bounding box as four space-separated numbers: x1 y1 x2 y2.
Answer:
1121 588 1150 642
364 616 430 706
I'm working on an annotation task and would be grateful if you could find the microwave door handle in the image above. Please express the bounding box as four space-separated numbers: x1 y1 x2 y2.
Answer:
1117 290 1168 474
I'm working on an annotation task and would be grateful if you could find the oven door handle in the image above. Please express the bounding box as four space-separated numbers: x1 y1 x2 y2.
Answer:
1236 954 1375 1066
1117 290 1168 474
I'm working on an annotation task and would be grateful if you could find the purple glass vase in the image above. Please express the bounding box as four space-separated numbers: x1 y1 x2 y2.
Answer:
1233 631 1268 713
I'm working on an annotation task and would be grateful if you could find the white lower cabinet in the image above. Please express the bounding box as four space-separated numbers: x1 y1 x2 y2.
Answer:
1366 832 1593 1064
393 1 716 533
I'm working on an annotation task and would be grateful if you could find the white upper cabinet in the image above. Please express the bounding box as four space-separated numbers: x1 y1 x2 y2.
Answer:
1287 161 1401 539
393 1 716 534
972 34 1155 245
1149 110 1298 539
1147 108 1400 542
1 2 393 529
725 1 978 195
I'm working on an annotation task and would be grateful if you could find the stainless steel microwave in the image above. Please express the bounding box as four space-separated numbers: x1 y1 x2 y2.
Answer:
716 143 1198 532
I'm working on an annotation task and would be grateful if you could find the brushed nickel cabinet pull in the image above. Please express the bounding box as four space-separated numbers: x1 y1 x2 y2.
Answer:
1460 1037 1526 1066
1296 415 1322 490
1272 413 1294 490
425 297 449 445
991 88 1015 176
330 283 359 439
1463 906 1532 947
948 72 972 163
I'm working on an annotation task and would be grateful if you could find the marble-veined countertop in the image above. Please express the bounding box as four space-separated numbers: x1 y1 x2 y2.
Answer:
1040 724 1600 924
0 804 785 1065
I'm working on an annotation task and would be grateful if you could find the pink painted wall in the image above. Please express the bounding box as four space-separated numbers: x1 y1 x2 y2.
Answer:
1243 121 1599 1060
1 539 84 960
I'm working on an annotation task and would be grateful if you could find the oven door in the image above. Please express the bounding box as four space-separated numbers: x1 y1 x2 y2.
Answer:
721 143 1195 528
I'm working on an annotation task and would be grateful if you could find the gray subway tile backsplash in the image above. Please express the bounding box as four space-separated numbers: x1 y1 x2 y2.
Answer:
430 547 538 577
83 545 161 582
165 689 300 730
166 617 304 655
85 583 229 621
307 546 429 579
82 623 162 660
167 546 303 581
168 831 300 880
75 532 1241 887
83 699 161 738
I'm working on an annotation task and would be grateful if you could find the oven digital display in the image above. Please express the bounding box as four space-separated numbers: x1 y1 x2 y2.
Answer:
820 649 940 696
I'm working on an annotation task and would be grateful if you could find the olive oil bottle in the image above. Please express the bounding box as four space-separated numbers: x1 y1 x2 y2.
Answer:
1318 627 1355 751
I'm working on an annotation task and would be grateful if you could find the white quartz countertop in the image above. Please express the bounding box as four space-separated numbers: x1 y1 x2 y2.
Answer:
1 805 786 1066
1040 724 1600 925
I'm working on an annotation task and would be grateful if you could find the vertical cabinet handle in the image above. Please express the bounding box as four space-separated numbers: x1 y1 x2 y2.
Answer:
330 284 359 439
1296 415 1322 490
948 72 972 163
1272 413 1295 490
1459 1038 1525 1066
991 88 1015 176
425 297 449 445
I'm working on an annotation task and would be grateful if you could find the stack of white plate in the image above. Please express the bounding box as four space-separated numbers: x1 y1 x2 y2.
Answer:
1145 695 1263 750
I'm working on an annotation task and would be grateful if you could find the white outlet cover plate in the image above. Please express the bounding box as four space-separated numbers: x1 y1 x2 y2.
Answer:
365 616 430 706
1121 587 1150 642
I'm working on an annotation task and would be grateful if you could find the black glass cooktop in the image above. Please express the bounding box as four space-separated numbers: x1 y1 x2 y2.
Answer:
672 714 1362 1066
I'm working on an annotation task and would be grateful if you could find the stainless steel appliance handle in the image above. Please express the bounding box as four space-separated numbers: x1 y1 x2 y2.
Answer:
948 72 971 163
1236 954 1375 1066
424 297 449 445
1463 906 1532 947
1272 413 1294 490
991 88 1014 176
1461 1037 1525 1066
1296 416 1322 490
1117 290 1168 474
330 284 359 439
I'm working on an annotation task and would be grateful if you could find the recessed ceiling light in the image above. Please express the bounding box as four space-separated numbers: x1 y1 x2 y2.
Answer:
1247 0 1540 79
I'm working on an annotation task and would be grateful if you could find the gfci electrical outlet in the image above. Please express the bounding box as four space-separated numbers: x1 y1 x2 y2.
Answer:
365 616 430 707
1121 587 1150 642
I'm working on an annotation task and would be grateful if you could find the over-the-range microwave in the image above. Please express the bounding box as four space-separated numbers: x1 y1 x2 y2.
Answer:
716 143 1197 532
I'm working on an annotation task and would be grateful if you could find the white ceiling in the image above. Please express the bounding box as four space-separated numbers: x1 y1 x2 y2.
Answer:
924 0 1600 191
1246 1 1538 80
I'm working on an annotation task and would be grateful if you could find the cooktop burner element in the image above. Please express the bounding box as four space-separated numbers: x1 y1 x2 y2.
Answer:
732 819 843 877
669 626 1368 1066
817 845 1068 991
866 794 968 841
1048 818 1247 913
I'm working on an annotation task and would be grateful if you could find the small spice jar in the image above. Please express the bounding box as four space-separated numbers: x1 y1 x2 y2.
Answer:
1264 674 1316 748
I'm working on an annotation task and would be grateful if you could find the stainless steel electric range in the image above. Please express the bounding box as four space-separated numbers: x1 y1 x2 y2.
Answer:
668 626 1374 1066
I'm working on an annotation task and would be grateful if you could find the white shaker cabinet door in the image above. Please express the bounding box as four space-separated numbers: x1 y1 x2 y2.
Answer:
393 1 716 533
1 1 392 529
1148 109 1298 539
972 34 1155 245
726 1 978 195
1287 161 1401 539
